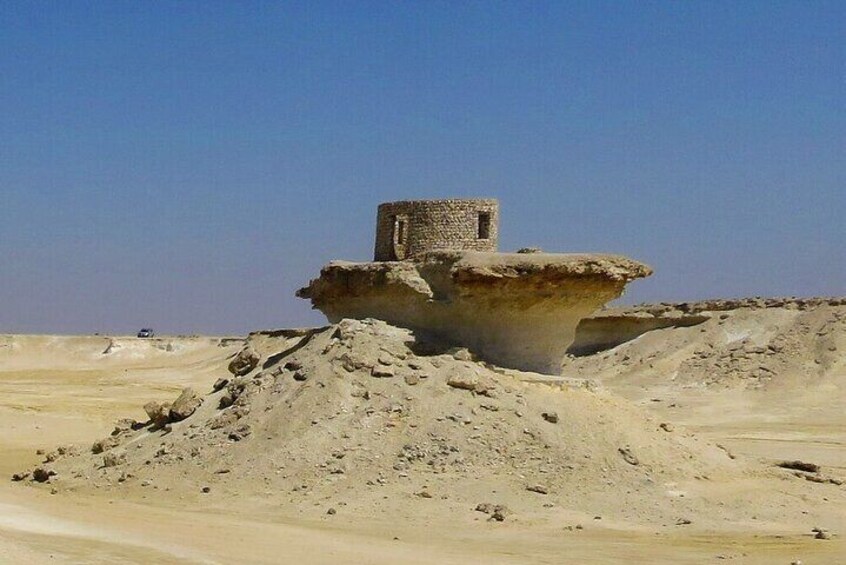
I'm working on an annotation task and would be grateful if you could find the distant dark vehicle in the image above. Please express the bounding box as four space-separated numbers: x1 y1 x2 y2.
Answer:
137 328 155 338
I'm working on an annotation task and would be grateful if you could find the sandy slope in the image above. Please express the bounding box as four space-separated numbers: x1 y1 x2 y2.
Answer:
1 309 844 564
563 303 846 469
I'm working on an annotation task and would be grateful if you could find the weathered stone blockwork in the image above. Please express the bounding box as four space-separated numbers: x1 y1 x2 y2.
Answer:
374 199 499 261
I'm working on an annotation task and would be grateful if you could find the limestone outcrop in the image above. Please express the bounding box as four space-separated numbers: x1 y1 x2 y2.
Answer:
297 251 651 373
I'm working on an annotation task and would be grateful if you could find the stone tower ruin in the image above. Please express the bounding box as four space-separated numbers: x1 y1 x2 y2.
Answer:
374 198 499 261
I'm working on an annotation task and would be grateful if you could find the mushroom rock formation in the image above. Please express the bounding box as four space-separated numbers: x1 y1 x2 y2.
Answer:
297 250 652 374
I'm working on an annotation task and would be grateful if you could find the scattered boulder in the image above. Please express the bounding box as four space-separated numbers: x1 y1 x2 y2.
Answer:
11 472 29 482
32 467 56 483
516 247 542 254
228 346 260 376
169 388 203 422
542 412 559 424
144 401 172 428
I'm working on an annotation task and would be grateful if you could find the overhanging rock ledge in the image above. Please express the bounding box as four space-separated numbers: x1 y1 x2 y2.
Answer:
297 250 652 374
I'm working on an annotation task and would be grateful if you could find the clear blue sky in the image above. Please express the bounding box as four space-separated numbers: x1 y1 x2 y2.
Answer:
1 2 843 334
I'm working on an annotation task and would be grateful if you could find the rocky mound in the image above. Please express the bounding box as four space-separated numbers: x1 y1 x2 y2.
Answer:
17 318 833 529
565 300 846 390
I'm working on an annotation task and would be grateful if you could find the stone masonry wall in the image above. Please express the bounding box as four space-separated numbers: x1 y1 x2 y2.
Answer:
374 199 499 261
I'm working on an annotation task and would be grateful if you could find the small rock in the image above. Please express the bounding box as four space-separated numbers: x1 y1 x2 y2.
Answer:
143 401 172 428
293 371 308 381
32 467 55 483
92 436 121 454
103 451 126 468
490 508 509 522
618 447 639 466
659 422 674 432
327 507 336 515
474 502 510 521
201 486 211 493
371 365 395 378
447 372 496 397
11 472 29 482
112 418 142 435
675 518 692 526
416 490 433 498
812 527 831 540
526 484 548 495
218 393 235 409
404 374 420 386
350 386 370 399
284 360 303 371
451 348 473 361
541 412 559 424
212 378 230 392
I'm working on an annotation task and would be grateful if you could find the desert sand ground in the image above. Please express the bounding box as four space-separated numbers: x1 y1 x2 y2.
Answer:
0 303 843 564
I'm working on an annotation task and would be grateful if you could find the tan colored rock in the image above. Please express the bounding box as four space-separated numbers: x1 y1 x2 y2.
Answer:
228 346 260 376
446 372 496 396
169 387 203 422
298 251 651 374
143 401 172 428
103 451 126 467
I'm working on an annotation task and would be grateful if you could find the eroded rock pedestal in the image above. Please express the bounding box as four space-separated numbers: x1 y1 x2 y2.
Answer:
298 251 651 373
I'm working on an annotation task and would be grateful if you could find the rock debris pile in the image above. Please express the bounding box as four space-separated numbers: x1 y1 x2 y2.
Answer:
17 317 834 528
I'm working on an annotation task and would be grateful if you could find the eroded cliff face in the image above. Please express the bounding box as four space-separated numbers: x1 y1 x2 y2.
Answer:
298 251 651 373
